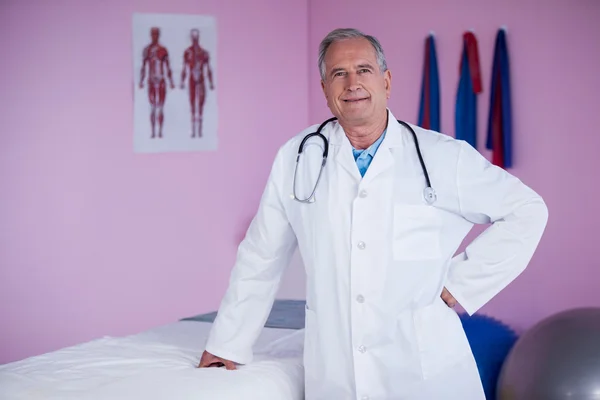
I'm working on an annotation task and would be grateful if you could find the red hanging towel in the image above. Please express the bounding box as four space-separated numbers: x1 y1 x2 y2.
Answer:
418 34 440 131
463 32 483 94
422 36 431 129
455 31 483 147
491 70 505 168
486 28 513 169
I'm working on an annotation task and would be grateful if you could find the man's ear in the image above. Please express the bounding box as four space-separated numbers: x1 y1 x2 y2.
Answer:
384 70 392 99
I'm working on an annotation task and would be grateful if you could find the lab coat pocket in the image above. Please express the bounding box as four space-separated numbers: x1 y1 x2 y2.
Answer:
393 204 442 261
413 298 472 380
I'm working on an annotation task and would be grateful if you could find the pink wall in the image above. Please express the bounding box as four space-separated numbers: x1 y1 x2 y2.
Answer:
2 0 599 365
309 0 600 332
0 0 309 364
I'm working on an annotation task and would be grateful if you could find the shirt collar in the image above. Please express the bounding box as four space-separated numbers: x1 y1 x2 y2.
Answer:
352 129 387 158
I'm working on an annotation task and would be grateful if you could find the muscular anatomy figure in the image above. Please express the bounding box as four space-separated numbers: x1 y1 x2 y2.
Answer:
181 29 214 138
139 27 175 139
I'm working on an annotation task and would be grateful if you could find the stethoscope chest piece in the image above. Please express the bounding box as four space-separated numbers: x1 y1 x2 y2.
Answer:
423 187 437 205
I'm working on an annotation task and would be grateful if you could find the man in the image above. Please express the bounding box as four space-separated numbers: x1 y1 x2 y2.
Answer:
139 27 175 139
198 28 548 399
180 28 214 138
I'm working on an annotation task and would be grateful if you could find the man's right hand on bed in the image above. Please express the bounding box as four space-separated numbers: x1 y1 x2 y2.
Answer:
197 350 237 370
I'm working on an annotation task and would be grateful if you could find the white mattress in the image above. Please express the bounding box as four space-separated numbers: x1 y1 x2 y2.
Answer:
0 321 306 400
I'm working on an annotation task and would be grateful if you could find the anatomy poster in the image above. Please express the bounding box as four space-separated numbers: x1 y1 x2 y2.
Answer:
132 13 217 153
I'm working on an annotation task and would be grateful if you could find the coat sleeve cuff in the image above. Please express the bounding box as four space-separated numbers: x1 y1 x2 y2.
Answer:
443 282 478 316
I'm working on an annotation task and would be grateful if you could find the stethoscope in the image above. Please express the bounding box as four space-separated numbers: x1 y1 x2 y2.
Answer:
292 117 437 205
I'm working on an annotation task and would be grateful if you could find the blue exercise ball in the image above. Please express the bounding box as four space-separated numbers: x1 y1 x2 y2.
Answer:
496 307 600 400
459 313 519 400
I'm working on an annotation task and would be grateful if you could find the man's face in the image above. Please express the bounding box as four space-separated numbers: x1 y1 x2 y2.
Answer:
321 38 391 126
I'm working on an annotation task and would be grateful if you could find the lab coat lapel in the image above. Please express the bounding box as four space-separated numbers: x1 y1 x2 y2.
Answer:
362 116 406 182
361 140 393 183
327 111 406 182
329 124 362 181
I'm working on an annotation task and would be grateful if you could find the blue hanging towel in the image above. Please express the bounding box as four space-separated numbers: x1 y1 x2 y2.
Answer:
455 31 483 148
418 33 441 132
486 28 513 168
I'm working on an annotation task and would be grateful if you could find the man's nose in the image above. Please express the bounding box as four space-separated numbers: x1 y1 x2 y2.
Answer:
345 72 361 91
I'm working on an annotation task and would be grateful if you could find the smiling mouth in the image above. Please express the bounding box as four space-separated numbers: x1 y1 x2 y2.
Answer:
343 97 369 103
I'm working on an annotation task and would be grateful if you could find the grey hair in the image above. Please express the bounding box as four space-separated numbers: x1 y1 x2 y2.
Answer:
318 28 388 81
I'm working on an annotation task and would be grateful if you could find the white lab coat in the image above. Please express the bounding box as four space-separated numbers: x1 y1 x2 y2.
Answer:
205 110 548 400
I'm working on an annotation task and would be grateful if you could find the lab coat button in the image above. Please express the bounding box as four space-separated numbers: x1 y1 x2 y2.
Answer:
361 396 370 400
357 241 366 250
356 295 365 303
359 190 368 198
358 345 366 353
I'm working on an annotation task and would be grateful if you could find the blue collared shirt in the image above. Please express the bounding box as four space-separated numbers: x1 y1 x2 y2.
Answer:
351 130 387 177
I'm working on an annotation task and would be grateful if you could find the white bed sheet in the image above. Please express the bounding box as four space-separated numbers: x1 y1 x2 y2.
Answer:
0 321 306 400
